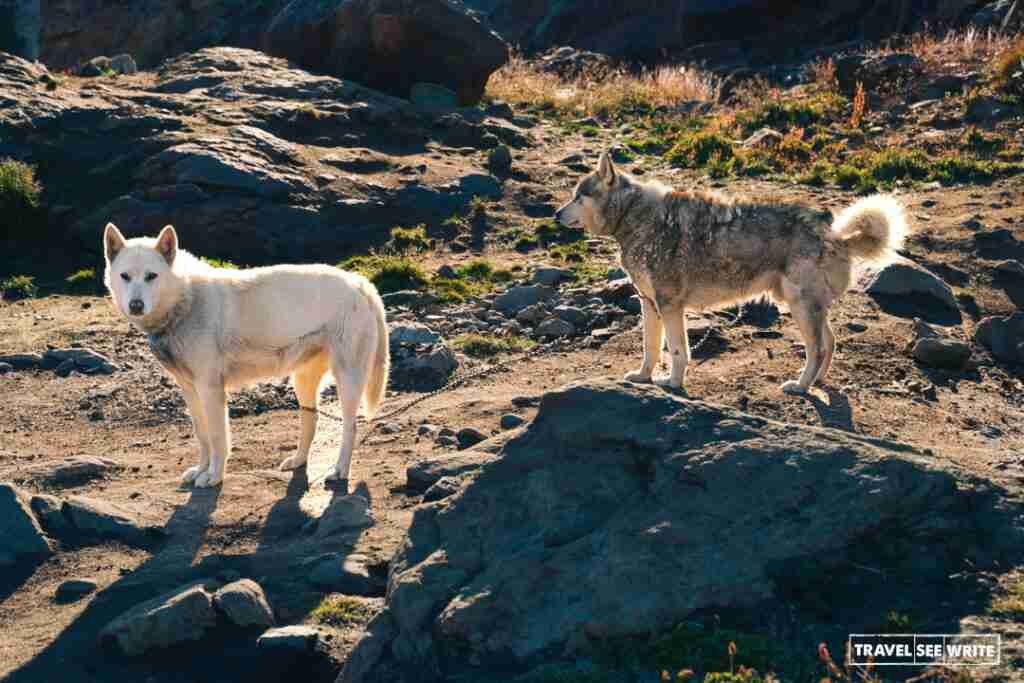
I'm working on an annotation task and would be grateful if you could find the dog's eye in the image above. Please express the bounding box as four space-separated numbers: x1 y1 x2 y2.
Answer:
144 272 158 283
120 273 130 282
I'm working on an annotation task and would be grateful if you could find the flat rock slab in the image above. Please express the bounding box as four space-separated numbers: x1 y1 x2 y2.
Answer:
30 456 120 486
63 496 163 547
350 379 1021 679
405 453 495 493
257 625 328 655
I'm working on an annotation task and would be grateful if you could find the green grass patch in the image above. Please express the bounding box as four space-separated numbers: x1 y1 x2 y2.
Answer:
1 274 38 300
200 257 240 270
389 224 432 253
309 595 374 627
651 622 815 681
734 93 844 136
666 131 735 168
454 333 534 358
340 255 429 294
550 241 590 263
534 219 585 246
65 268 100 293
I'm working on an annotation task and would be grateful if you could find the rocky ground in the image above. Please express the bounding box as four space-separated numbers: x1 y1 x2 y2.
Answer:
2 30 1024 683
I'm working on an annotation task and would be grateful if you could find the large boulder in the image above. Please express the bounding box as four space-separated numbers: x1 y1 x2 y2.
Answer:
37 0 286 70
463 0 982 61
0 47 530 265
264 0 508 104
0 0 40 60
344 380 1018 679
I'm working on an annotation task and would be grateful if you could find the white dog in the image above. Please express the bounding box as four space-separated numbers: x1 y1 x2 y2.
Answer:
103 223 389 490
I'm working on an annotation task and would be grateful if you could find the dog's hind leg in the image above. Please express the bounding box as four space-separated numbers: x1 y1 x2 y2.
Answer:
323 368 362 491
194 382 229 488
280 353 329 471
781 295 826 395
655 306 689 389
180 385 212 485
624 296 663 383
814 317 836 384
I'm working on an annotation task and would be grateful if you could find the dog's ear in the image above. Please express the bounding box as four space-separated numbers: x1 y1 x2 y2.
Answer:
104 223 126 263
597 151 617 185
155 225 178 266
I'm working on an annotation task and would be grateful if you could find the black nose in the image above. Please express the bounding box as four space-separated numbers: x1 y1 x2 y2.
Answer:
129 299 144 315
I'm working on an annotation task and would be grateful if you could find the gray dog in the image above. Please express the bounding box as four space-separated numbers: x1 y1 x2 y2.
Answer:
556 152 908 394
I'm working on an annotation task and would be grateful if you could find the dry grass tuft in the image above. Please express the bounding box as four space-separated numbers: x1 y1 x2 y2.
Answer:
486 53 721 118
907 26 1015 68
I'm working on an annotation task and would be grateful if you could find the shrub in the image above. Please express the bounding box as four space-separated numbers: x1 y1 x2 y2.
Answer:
339 255 429 294
389 225 432 253
666 131 735 168
310 595 374 626
1 274 38 300
993 34 1024 96
65 268 100 292
200 257 240 270
455 333 534 358
0 159 42 237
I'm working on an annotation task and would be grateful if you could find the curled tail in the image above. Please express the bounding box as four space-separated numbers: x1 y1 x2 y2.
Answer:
831 194 909 265
363 286 390 419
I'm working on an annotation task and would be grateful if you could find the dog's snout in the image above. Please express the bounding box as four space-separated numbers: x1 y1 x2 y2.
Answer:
128 299 144 315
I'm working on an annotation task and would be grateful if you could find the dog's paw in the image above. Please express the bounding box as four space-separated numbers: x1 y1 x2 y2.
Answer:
781 380 808 396
623 370 653 384
194 470 223 488
278 455 307 471
181 466 206 485
653 375 684 390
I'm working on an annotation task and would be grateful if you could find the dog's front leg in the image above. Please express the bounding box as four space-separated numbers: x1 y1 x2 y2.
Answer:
194 382 229 488
180 386 211 485
656 308 689 389
624 296 663 383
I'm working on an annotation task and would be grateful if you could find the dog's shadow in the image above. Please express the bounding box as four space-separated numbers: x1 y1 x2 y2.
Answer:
799 386 856 432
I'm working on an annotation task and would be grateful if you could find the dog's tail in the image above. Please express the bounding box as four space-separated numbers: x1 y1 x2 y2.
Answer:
830 194 909 265
363 287 390 420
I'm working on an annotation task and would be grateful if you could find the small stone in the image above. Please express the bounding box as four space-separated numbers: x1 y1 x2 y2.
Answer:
100 583 217 656
500 414 525 430
0 484 52 565
913 338 971 369
553 305 588 327
109 54 138 75
308 553 381 595
257 625 325 654
456 427 487 450
213 579 275 629
316 495 374 537
487 145 513 174
536 318 575 337
532 266 574 286
423 476 463 502
56 578 98 602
